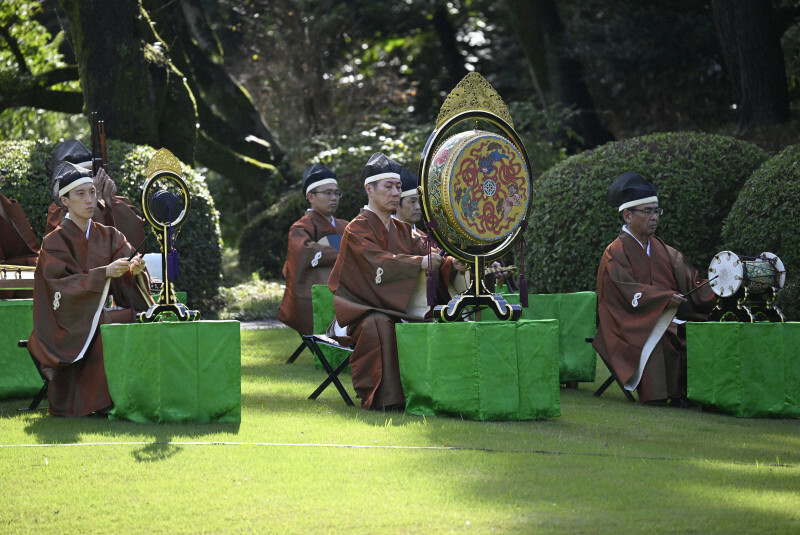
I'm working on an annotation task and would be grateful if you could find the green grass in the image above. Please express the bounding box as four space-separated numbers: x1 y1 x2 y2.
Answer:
2 327 799 534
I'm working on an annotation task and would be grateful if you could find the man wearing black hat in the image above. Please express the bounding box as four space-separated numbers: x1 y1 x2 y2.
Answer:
592 171 715 407
277 163 349 335
46 140 146 249
27 162 153 417
328 153 444 410
395 166 423 230
0 171 41 299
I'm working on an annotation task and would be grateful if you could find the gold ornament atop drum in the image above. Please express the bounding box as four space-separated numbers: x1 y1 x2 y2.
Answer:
419 73 532 322
707 250 786 322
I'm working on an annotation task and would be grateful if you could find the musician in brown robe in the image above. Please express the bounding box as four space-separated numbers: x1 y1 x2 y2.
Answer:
328 153 444 411
592 172 715 407
27 162 153 417
278 164 349 334
394 164 470 303
45 140 146 248
0 171 41 298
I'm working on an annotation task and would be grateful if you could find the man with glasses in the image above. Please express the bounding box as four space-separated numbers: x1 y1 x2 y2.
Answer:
592 171 715 408
328 153 444 411
277 164 349 335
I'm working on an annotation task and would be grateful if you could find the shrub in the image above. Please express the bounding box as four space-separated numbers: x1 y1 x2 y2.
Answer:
524 132 769 294
721 145 800 320
0 139 222 312
216 278 284 321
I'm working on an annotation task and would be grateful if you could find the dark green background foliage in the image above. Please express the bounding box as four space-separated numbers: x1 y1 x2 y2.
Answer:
523 132 769 294
722 145 800 320
0 139 222 311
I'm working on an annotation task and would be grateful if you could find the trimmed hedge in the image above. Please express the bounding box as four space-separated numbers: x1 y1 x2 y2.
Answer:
721 145 800 321
0 139 222 312
524 132 769 294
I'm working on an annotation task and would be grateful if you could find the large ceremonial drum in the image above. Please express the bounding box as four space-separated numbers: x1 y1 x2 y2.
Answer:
427 130 531 248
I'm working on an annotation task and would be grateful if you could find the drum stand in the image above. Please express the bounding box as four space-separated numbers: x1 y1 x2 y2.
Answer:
708 285 785 323
434 256 521 322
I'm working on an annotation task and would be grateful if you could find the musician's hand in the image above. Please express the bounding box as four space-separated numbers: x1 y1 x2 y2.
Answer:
105 258 132 278
129 254 146 276
93 168 117 205
452 259 467 272
669 293 687 306
491 261 512 283
421 253 444 272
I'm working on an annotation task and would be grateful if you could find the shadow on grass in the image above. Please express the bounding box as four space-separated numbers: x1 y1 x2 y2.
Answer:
19 414 242 463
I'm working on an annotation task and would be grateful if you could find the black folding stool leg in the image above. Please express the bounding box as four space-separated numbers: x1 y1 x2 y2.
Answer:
17 340 49 412
285 339 306 364
587 337 636 402
303 335 354 406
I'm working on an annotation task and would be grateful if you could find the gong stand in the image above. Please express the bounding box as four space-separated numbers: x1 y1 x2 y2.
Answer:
434 256 521 322
140 223 199 322
139 148 200 323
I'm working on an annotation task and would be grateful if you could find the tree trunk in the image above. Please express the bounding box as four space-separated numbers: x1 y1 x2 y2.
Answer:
56 0 198 163
504 0 614 151
711 0 789 130
143 0 293 195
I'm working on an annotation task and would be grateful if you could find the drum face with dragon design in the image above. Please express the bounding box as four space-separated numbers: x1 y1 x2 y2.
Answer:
427 130 530 247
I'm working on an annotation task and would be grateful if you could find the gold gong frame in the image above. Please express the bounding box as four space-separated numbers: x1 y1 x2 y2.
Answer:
418 109 533 322
139 155 199 322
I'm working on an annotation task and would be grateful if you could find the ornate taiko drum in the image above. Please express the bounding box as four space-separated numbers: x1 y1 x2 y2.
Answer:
427 130 530 248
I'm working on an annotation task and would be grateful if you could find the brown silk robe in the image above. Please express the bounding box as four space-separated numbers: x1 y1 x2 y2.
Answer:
27 218 153 417
278 210 349 334
0 193 40 298
48 195 146 251
592 231 715 403
328 209 429 409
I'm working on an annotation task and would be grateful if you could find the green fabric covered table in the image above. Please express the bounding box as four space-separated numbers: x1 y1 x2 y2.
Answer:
311 285 351 371
503 292 597 383
687 322 800 418
101 320 242 423
396 319 561 420
0 299 42 400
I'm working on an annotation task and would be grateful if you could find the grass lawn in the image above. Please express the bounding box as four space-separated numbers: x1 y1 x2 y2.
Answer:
1 326 799 534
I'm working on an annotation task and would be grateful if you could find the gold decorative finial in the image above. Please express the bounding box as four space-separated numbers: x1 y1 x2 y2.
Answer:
435 72 513 129
145 148 183 180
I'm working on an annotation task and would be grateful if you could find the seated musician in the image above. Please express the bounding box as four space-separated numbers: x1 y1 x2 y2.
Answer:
0 170 40 299
328 153 444 411
277 163 349 335
394 164 470 302
46 140 146 248
592 171 715 408
27 162 153 417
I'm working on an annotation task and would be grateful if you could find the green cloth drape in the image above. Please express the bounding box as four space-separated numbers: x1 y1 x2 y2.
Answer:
102 320 242 423
687 322 800 418
503 292 598 383
0 299 42 399
396 319 561 420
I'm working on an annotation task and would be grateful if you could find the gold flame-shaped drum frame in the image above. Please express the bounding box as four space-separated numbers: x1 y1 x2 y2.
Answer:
419 73 533 321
